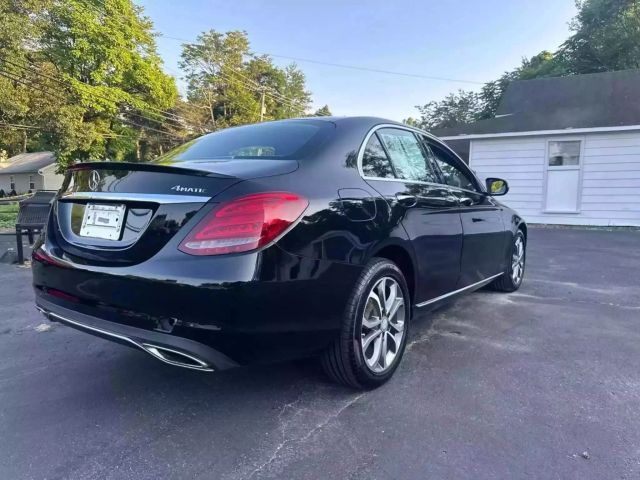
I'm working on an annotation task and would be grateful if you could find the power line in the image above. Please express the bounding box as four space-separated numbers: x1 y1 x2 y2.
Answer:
161 35 485 85
0 122 42 130
74 0 485 92
19 57 188 126
3 58 188 128
207 59 309 110
254 53 485 85
215 68 307 112
40 0 191 125
0 60 197 135
0 69 62 101
0 67 184 140
70 1 313 111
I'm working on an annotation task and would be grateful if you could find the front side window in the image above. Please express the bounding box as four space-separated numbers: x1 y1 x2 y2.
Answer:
376 128 438 183
548 140 580 166
427 142 477 191
362 134 395 179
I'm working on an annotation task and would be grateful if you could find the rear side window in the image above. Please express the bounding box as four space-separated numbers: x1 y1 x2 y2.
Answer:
376 128 438 183
153 120 333 162
362 134 395 179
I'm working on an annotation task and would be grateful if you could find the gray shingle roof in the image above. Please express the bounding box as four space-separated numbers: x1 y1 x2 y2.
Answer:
432 69 640 137
0 152 56 174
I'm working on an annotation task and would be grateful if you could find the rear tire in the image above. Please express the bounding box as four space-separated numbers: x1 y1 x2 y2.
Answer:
321 258 411 389
491 229 526 292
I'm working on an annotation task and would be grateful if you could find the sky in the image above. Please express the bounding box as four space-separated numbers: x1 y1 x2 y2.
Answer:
137 0 578 122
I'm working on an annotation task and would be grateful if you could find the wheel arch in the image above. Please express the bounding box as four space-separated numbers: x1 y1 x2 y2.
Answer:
371 243 416 305
517 221 528 241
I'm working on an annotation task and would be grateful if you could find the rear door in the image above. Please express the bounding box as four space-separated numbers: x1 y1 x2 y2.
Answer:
423 138 508 287
361 127 462 302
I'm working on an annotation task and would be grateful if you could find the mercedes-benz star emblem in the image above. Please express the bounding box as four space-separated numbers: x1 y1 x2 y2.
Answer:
89 170 101 191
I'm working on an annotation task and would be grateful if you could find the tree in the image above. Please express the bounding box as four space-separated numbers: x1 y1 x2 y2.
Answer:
411 90 482 130
559 0 640 73
408 0 640 127
478 51 567 118
313 105 332 117
0 0 180 166
180 29 311 129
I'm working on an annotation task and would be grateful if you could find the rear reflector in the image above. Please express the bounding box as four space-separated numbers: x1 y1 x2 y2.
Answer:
178 192 308 256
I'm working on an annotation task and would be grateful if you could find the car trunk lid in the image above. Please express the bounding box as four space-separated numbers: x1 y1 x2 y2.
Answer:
51 160 297 265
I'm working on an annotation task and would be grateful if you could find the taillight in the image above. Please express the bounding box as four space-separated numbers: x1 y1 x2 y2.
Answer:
178 192 308 256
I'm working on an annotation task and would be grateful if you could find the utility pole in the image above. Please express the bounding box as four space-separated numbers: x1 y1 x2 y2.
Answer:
259 87 266 122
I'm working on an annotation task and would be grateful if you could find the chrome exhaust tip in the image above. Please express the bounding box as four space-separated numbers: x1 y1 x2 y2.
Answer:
141 343 214 372
35 304 214 372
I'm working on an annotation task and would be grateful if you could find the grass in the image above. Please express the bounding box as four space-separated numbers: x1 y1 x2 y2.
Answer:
0 202 19 229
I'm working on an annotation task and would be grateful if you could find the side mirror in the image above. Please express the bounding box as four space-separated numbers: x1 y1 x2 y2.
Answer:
486 177 509 196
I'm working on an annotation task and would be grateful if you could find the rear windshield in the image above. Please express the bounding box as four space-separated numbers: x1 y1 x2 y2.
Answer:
153 120 334 163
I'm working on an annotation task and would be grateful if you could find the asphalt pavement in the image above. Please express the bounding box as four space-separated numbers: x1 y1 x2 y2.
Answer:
1 227 639 479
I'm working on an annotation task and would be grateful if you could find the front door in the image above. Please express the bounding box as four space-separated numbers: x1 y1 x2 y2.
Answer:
424 139 507 287
361 128 462 302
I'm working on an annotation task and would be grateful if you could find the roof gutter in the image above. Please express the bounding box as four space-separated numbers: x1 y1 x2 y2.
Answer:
438 124 640 141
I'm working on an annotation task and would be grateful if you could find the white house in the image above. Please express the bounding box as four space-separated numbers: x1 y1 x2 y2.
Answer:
434 70 640 227
0 151 64 195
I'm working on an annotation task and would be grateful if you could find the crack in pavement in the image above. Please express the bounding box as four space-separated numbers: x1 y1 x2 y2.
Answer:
244 392 365 480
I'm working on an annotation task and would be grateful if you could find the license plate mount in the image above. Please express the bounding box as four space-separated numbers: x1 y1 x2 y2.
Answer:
79 203 126 240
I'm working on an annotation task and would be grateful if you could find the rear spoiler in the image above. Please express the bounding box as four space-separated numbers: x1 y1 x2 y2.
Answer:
68 161 234 179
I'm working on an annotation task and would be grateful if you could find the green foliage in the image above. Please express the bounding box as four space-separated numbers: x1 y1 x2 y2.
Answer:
411 0 640 129
559 0 640 73
0 0 181 167
312 105 332 117
179 30 311 129
411 90 482 130
0 202 19 229
478 51 568 119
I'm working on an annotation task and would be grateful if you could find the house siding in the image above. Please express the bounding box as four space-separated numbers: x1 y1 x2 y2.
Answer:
0 172 44 194
39 164 64 191
469 131 640 227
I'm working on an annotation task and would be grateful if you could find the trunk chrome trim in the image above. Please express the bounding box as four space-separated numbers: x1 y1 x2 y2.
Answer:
414 273 503 308
59 192 211 204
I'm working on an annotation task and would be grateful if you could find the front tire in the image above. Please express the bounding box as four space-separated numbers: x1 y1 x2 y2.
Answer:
491 229 526 292
321 258 410 389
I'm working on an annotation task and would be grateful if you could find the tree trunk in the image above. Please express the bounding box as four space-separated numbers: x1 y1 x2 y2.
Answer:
22 130 27 153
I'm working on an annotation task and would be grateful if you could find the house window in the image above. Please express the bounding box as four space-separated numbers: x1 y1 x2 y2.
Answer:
548 141 581 166
544 138 583 213
29 175 35 190
10 175 15 191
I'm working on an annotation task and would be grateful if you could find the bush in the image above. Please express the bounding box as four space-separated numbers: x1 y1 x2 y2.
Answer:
0 203 19 229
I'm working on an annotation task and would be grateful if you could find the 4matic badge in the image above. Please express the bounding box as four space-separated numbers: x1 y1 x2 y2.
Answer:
171 185 206 194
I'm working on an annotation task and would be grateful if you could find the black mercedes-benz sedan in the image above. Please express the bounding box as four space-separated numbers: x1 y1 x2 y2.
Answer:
32 116 526 389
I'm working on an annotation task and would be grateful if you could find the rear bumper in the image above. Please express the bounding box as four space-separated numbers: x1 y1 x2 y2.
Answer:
32 244 364 367
36 295 239 371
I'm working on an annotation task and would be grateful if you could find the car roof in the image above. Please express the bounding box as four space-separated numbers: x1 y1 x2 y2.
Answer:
284 115 403 128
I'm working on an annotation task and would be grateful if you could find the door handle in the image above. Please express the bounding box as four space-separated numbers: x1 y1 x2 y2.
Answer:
395 194 418 208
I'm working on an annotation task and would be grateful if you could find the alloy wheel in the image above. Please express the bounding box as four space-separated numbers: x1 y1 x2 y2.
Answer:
511 235 525 284
360 276 406 373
